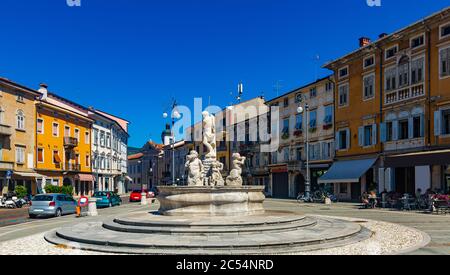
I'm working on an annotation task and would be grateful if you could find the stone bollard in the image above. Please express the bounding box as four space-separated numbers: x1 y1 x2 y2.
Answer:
88 198 98 217
141 193 148 206
324 197 332 205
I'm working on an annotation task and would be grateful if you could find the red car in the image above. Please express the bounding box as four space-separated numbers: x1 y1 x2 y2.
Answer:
129 190 154 202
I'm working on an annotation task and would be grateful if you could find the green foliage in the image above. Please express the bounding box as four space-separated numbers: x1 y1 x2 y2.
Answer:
15 185 28 198
44 184 73 195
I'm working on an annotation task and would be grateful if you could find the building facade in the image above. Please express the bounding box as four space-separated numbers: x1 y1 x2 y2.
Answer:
127 141 163 191
265 76 335 199
89 109 129 194
35 86 95 197
321 7 450 200
0 78 41 196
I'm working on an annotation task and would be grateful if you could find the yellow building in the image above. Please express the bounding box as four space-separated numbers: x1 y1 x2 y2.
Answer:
0 78 41 196
35 85 94 196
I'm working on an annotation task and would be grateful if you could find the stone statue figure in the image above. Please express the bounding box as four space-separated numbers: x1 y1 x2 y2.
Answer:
185 150 204 187
202 111 217 159
226 153 246 187
210 161 225 187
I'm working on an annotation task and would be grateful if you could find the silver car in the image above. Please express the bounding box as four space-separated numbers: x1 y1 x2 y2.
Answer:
29 194 77 218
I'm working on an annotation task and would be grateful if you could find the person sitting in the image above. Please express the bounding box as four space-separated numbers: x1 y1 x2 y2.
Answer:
368 191 378 209
361 192 370 209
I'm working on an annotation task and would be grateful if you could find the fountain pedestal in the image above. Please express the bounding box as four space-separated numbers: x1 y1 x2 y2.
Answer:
157 186 265 216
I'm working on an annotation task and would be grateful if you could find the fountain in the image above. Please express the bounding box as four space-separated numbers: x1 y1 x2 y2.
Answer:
44 111 373 255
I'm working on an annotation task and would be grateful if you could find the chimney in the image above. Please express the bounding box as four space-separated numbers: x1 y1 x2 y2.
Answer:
38 83 48 100
379 33 388 39
359 37 371 47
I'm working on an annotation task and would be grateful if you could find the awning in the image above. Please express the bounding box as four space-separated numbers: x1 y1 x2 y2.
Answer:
13 172 45 178
385 149 450 168
318 158 377 184
75 174 95 182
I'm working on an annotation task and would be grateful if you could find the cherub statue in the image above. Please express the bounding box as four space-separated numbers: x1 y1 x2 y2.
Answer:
226 153 246 187
202 111 217 159
185 150 204 186
210 161 225 187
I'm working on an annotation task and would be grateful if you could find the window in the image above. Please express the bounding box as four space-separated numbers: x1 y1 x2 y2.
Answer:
93 129 98 145
296 148 302 161
53 150 61 164
282 119 289 134
0 108 4 125
440 23 450 39
364 126 373 146
52 123 59 137
338 66 349 79
413 116 421 138
15 147 25 164
295 93 303 103
399 119 409 140
338 84 349 107
385 45 398 60
309 111 317 130
325 82 333 92
310 87 317 98
106 134 111 148
386 121 393 142
363 74 375 100
85 131 90 144
411 34 424 49
411 57 424 84
440 47 450 78
363 55 375 69
16 93 24 102
284 148 289 162
324 105 333 126
337 129 349 150
16 110 25 130
37 119 44 134
385 67 397 91
74 129 80 140
100 131 105 147
37 148 44 163
64 126 71 137
283 98 289 107
295 114 303 130
398 57 409 88
443 110 450 135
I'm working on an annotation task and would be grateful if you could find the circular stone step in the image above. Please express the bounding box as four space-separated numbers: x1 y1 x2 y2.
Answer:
102 217 317 235
45 213 372 255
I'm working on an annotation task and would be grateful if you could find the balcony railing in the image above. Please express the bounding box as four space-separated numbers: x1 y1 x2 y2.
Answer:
65 162 81 172
385 83 425 105
0 124 12 136
64 137 79 148
0 161 14 170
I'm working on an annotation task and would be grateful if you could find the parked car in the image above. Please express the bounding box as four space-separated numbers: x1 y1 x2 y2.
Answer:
29 194 77 218
93 191 122 208
129 190 151 202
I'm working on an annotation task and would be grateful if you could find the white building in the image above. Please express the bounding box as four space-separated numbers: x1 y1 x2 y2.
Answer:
89 108 129 194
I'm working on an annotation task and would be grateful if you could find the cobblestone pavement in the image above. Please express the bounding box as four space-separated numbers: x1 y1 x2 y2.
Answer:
264 199 450 255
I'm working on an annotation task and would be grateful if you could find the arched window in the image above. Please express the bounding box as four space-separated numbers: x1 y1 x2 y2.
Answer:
16 110 25 130
398 55 410 88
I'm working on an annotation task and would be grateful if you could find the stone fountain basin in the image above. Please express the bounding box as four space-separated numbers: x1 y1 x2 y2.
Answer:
157 186 266 216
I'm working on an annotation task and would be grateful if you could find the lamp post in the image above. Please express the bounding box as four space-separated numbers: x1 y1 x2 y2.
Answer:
163 100 181 186
297 104 311 201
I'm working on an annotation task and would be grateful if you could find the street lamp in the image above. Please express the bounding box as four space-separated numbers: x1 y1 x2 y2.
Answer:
297 104 311 201
163 100 181 186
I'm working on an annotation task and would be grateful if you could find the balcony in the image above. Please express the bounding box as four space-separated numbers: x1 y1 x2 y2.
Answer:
65 162 81 172
385 83 425 105
0 161 14 170
0 124 12 136
64 137 78 148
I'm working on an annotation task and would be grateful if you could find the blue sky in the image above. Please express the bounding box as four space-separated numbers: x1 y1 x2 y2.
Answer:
0 0 448 147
